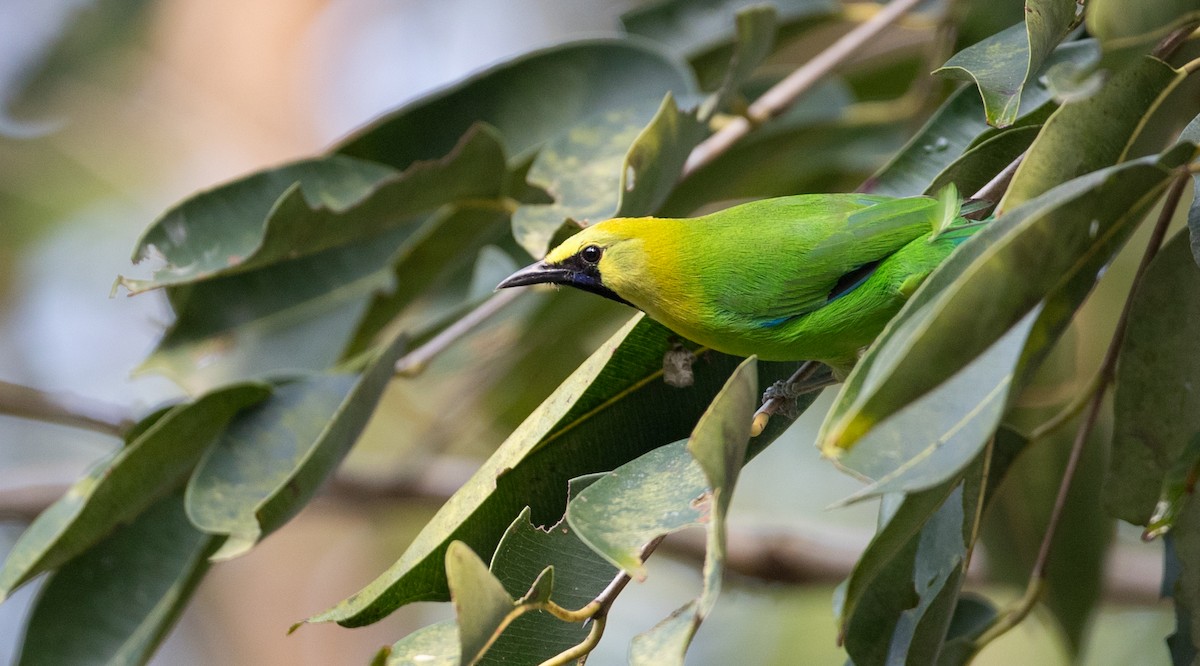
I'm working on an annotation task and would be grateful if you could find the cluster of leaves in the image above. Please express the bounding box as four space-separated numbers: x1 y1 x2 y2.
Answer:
4 0 1200 663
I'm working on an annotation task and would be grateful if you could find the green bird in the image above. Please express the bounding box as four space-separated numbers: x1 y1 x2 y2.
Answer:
497 188 981 379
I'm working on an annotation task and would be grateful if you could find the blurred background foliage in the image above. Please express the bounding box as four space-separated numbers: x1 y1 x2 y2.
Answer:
0 0 1193 664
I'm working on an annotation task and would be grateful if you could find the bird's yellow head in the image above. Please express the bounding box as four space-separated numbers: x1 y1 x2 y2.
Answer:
496 218 656 307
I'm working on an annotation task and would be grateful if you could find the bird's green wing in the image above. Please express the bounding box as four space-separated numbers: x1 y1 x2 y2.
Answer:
720 195 940 326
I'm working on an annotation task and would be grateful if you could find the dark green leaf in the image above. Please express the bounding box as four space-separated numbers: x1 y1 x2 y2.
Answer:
1088 0 1200 67
926 126 1041 198
185 333 406 560
1000 56 1184 210
16 490 218 666
699 5 778 119
621 0 835 60
935 0 1078 128
1167 498 1200 660
477 505 617 665
336 39 695 169
1164 532 1200 664
0 384 267 598
1110 231 1200 524
936 595 1000 665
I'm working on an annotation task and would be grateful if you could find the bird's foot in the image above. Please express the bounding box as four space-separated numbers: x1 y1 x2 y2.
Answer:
761 381 805 419
751 362 838 436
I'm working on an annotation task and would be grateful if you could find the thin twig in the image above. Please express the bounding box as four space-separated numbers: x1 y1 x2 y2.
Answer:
0 379 133 437
1151 22 1200 59
393 289 525 376
972 172 1189 654
682 0 929 176
970 151 1026 217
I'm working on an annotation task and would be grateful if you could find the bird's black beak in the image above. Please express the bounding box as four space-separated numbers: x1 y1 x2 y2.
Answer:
495 260 570 290
496 259 632 306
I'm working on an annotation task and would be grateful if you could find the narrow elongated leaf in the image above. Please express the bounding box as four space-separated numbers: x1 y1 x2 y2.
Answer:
1109 231 1200 524
925 125 1041 198
1000 56 1185 210
309 314 797 627
1165 527 1200 663
511 93 706 258
336 39 696 169
699 5 778 118
830 308 1038 503
118 127 507 294
935 0 1078 128
0 384 268 598
16 491 219 666
185 333 406 560
839 430 1026 664
821 156 1181 455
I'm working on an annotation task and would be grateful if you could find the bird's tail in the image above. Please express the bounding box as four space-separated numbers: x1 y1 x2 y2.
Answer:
929 183 992 245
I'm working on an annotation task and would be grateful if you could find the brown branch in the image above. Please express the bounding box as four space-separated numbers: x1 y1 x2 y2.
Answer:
0 379 133 438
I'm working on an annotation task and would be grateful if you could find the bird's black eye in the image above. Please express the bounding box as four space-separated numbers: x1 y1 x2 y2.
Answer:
579 245 603 264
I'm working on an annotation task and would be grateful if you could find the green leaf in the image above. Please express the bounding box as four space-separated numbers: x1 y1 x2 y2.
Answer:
821 156 1181 455
1088 0 1200 67
1185 115 1200 268
629 357 758 665
511 93 706 258
0 384 268 598
935 0 1078 128
385 622 459 666
828 308 1038 503
1110 231 1200 524
569 440 707 579
698 5 778 119
477 505 617 665
136 229 407 393
309 314 798 627
336 39 696 169
925 125 1042 198
1000 56 1185 211
445 541 519 665
185 333 406 560
118 127 507 294
868 40 1097 197
936 595 1000 665
838 430 1026 664
1165 530 1200 664
16 490 219 666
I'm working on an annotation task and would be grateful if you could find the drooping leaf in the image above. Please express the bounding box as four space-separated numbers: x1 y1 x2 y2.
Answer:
936 595 1001 665
16 490 219 666
698 5 779 119
1164 530 1200 664
185 333 406 560
336 39 696 169
117 126 507 294
0 384 268 598
925 125 1042 198
1109 231 1200 524
821 155 1183 455
511 93 706 258
308 314 798 627
1168 498 1200 661
935 0 1079 128
1000 56 1185 211
629 358 758 665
